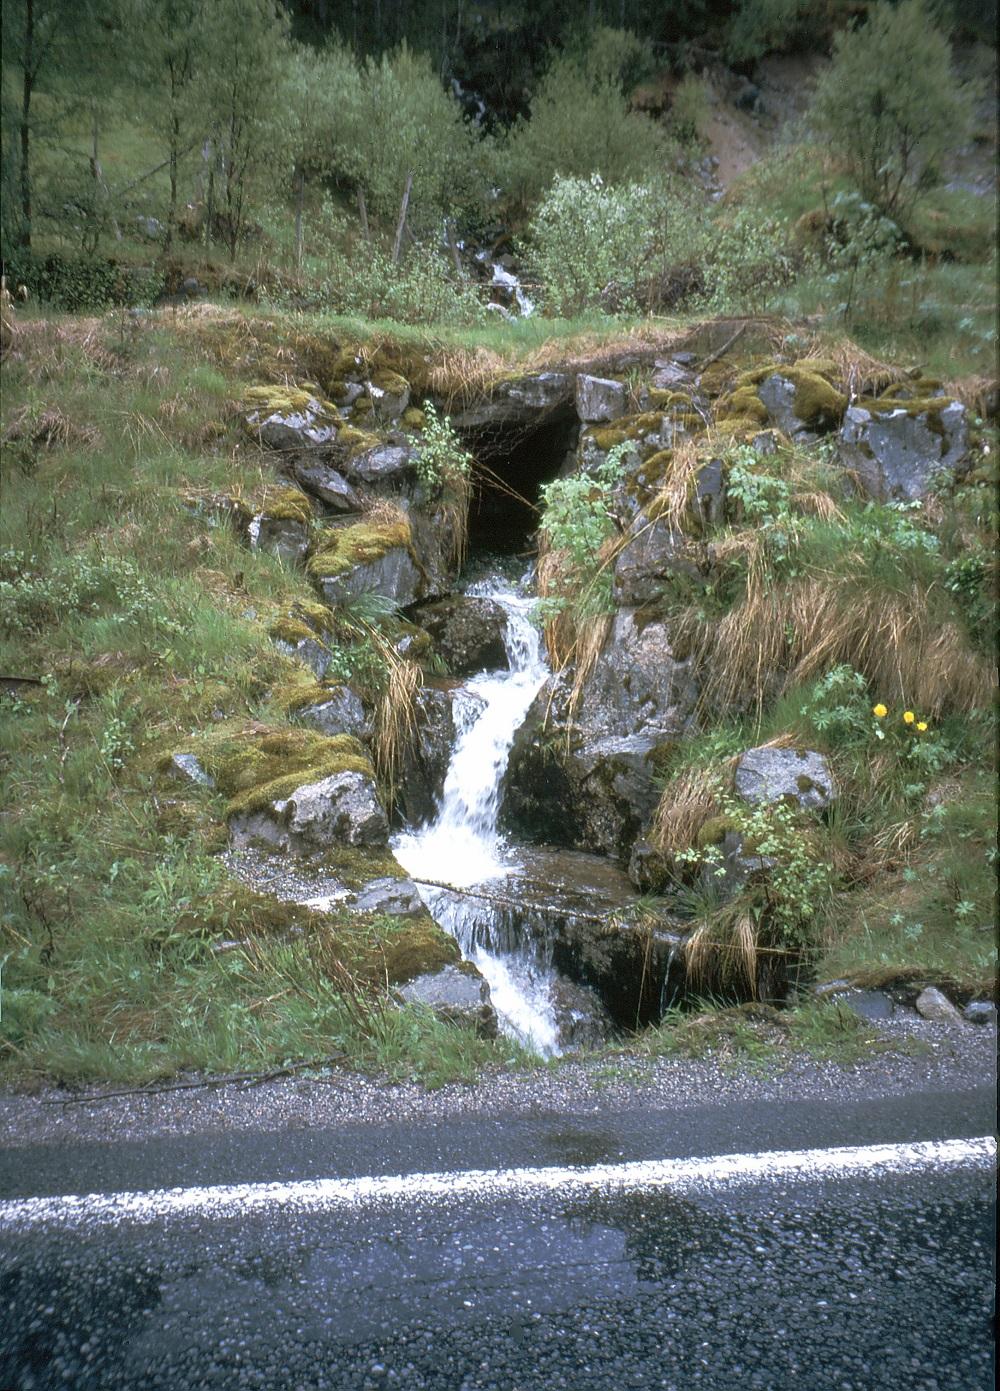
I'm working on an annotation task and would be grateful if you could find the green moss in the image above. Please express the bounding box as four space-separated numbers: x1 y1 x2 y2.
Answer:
402 407 426 430
336 425 381 458
370 369 409 395
695 815 736 849
382 913 461 984
716 386 769 425
268 618 317 645
254 486 313 524
712 415 761 437
307 519 412 581
587 425 629 452
243 384 337 417
646 389 693 411
729 363 847 430
350 397 374 419
196 728 372 818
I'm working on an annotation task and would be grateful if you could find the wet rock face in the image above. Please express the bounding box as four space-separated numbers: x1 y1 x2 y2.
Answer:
734 746 837 813
396 687 458 827
575 610 698 741
838 401 969 501
398 963 498 1038
411 596 509 676
229 769 388 853
575 374 627 423
292 459 361 513
312 545 425 609
613 520 704 607
503 613 697 860
450 372 573 430
295 685 370 741
549 977 616 1049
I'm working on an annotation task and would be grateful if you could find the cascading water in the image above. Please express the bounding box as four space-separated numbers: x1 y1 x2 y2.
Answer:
393 578 561 1054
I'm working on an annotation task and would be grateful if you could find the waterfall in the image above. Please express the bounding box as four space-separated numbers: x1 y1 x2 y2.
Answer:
393 578 561 1054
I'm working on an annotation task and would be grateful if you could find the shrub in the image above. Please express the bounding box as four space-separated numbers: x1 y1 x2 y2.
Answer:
521 173 715 317
330 42 486 235
809 0 974 220
0 253 164 311
501 36 670 210
308 243 485 326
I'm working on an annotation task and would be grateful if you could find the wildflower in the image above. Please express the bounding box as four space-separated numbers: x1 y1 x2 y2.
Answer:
903 710 915 725
916 721 928 732
872 703 888 718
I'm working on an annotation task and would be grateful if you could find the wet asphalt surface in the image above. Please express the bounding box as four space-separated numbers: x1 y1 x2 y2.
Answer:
1 1078 996 1391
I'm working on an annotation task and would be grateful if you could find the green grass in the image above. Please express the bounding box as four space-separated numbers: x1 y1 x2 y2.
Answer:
628 997 901 1068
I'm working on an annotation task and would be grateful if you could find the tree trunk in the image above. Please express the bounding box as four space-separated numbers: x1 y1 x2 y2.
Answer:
91 102 121 244
293 163 305 270
357 186 371 245
19 0 35 249
392 170 413 266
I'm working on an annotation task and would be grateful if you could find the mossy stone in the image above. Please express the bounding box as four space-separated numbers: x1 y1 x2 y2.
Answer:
197 728 373 819
307 519 413 581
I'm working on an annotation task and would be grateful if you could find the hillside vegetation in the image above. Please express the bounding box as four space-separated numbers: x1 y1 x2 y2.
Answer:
1 0 996 1085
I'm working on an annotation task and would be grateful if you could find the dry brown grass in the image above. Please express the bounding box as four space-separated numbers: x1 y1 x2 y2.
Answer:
649 437 702 532
372 656 421 812
802 337 908 399
684 906 761 998
1 403 101 452
650 764 725 858
677 574 994 719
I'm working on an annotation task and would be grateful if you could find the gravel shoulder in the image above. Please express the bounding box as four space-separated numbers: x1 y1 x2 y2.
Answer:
1 1014 995 1151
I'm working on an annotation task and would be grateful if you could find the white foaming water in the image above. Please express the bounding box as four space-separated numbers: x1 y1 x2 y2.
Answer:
393 579 559 1054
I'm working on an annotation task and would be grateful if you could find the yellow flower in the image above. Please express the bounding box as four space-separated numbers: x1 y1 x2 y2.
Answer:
903 710 915 725
872 703 887 718
916 721 928 732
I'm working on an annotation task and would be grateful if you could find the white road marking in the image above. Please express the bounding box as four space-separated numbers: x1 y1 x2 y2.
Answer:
1 1136 994 1231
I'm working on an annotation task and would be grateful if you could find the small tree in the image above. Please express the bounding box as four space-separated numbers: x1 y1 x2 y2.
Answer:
201 0 289 259
810 0 974 221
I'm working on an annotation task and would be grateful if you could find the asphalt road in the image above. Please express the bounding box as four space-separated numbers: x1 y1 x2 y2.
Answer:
1 1090 996 1391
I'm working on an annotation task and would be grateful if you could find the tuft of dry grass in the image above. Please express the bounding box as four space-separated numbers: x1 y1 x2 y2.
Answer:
677 575 994 719
372 656 421 812
649 437 702 532
650 764 725 858
684 905 761 998
1 403 101 452
802 337 908 400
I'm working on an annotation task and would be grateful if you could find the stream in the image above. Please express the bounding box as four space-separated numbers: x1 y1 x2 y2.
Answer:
392 578 562 1055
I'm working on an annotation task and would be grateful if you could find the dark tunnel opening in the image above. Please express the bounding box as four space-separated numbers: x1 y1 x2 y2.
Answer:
462 409 579 556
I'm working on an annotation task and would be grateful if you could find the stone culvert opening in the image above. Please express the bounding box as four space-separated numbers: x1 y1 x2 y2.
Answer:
462 409 579 555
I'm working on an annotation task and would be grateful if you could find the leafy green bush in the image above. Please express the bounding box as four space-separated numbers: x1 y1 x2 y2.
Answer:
410 403 472 492
810 0 974 220
1 252 164 310
520 173 709 315
310 243 485 326
537 443 629 631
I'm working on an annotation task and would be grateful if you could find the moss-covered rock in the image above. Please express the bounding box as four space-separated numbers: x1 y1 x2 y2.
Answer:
201 728 373 819
243 384 342 449
307 518 425 608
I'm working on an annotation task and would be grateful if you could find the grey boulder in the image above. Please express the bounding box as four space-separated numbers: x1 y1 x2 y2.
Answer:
576 374 626 423
838 401 969 501
293 459 361 512
399 964 498 1037
295 684 370 740
734 746 836 812
915 986 962 1023
411 596 509 676
312 545 424 609
229 769 388 853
